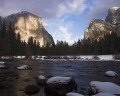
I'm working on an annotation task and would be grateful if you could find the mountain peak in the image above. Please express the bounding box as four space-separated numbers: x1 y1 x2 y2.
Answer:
7 11 41 20
110 7 120 11
2 11 54 47
84 7 120 41
105 6 120 25
19 11 41 18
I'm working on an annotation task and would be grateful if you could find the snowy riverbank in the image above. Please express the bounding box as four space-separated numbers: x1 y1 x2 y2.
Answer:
0 55 120 61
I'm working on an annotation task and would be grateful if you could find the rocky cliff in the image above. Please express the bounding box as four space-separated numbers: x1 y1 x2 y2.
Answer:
3 11 54 47
105 7 120 25
84 19 115 40
84 7 120 40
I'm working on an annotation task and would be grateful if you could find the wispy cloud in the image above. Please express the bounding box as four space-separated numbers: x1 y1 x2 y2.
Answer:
0 0 88 18
57 0 88 17
53 25 81 45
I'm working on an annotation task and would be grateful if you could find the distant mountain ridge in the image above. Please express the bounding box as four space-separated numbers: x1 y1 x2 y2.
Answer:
84 7 120 40
0 11 54 47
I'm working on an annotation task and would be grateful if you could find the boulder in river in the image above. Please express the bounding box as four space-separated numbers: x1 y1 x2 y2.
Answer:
25 84 40 95
16 65 32 70
36 75 46 86
45 76 77 96
88 81 120 95
105 71 118 77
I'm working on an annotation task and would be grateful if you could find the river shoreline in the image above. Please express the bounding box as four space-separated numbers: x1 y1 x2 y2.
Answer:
0 60 120 96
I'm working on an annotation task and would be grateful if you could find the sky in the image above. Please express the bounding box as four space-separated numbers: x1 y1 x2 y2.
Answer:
0 0 120 44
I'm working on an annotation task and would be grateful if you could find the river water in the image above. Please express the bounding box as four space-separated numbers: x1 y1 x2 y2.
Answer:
0 59 120 96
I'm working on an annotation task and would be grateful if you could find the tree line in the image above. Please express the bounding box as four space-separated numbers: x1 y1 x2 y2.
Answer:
0 21 120 56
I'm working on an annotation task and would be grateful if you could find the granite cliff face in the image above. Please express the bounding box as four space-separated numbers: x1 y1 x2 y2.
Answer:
3 11 54 47
84 19 115 40
84 7 120 40
105 7 120 25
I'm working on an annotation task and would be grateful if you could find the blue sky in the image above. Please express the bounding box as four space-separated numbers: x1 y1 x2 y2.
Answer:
0 0 120 44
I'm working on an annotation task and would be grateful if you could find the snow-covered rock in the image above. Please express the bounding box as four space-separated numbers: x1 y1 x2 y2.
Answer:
0 61 7 69
45 76 77 96
89 81 120 95
38 75 45 79
92 92 116 96
66 92 84 96
105 71 118 77
36 75 46 86
16 65 31 70
47 76 71 84
0 61 6 64
0 64 5 69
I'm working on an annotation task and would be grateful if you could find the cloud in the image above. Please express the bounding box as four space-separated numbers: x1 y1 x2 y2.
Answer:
0 0 57 18
43 20 49 28
0 0 119 19
54 25 81 45
57 0 88 17
83 0 120 21
58 26 71 41
0 0 88 18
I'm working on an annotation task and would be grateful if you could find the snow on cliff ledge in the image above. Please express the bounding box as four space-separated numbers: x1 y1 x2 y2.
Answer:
110 7 120 11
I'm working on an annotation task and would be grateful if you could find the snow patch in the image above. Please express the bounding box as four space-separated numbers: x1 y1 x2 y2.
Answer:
38 75 45 79
0 61 6 69
98 55 113 61
13 56 26 59
1 56 13 59
17 65 31 70
0 55 120 61
66 92 84 96
90 81 120 95
47 76 71 84
80 56 93 60
110 7 119 11
0 61 6 64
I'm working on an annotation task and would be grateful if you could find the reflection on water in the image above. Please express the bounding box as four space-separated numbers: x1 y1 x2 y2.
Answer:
0 60 120 96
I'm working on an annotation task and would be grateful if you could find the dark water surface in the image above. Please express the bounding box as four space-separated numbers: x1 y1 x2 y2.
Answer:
0 59 120 96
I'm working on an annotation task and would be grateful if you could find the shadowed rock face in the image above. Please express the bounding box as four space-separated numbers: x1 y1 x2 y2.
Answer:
84 7 120 40
105 7 120 25
4 11 54 47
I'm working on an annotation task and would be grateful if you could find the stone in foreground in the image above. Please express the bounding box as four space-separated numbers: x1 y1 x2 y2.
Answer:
25 84 40 95
88 81 120 95
36 75 46 86
16 65 32 70
45 76 77 96
105 71 118 77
